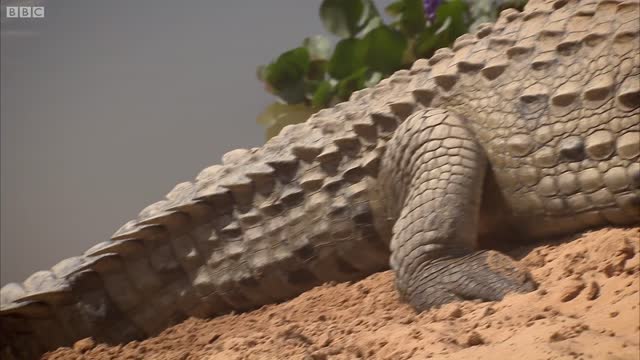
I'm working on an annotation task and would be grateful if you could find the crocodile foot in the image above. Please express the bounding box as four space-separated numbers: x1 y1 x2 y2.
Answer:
380 108 537 311
398 248 537 311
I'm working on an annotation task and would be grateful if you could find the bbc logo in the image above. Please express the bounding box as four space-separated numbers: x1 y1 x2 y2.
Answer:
6 6 45 18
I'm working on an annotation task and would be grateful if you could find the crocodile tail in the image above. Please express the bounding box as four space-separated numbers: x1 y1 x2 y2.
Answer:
0 179 218 359
0 60 445 358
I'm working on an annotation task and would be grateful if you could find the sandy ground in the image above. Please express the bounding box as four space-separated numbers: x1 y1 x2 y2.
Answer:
44 227 640 360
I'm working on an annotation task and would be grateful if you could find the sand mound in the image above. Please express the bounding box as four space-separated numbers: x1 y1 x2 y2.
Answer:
44 227 640 360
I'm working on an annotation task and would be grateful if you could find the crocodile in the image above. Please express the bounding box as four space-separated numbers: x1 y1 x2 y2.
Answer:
1 0 639 358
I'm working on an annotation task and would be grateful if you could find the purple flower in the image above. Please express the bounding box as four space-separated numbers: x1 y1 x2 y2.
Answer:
424 0 443 21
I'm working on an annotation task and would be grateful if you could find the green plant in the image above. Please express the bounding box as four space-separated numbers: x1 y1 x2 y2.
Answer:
256 0 526 139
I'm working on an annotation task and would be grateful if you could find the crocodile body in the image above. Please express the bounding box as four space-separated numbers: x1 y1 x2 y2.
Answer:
2 0 639 358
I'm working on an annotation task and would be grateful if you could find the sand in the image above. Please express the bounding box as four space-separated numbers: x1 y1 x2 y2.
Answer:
44 227 640 360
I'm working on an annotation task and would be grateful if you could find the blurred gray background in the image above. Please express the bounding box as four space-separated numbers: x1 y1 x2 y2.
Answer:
1 1 401 285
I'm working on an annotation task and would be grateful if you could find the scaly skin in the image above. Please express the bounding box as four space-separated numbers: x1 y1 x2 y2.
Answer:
1 0 639 358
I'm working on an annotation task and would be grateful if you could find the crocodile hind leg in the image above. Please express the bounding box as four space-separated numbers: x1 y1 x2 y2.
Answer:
380 108 537 311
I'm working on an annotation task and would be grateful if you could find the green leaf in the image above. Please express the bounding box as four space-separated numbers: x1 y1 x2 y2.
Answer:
335 67 369 100
356 0 382 36
357 15 383 37
274 82 308 104
411 0 472 61
319 0 367 37
257 103 315 139
414 27 437 59
384 1 405 17
264 47 310 90
413 21 453 59
311 81 335 109
398 0 426 36
303 35 332 61
363 25 408 74
328 38 368 79
434 0 470 39
435 16 452 35
263 47 311 104
307 60 328 81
